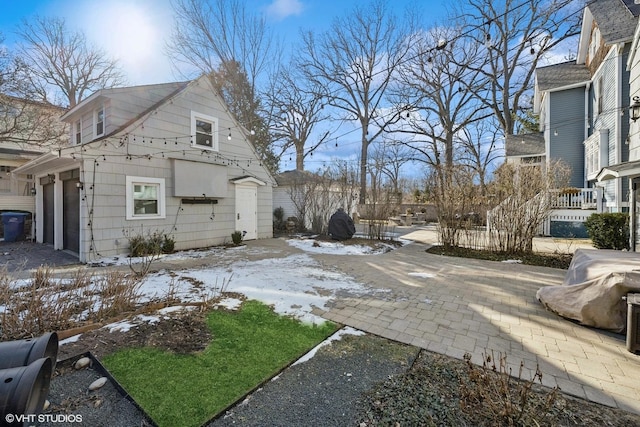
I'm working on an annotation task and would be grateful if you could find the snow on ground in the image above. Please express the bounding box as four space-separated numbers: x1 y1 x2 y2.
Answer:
88 244 277 267
292 327 365 366
286 238 395 255
27 240 401 365
139 253 389 324
408 272 437 279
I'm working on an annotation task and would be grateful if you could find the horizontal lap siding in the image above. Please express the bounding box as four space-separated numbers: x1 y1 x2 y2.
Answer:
549 87 585 187
78 78 273 260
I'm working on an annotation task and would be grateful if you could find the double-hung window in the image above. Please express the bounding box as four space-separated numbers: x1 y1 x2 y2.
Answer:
191 111 219 151
95 106 104 138
75 120 82 144
126 176 166 220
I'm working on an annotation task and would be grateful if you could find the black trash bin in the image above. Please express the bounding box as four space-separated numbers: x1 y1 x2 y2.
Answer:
626 293 640 354
1 212 28 242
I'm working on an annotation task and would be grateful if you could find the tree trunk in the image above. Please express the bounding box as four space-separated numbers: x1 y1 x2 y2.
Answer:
296 144 304 171
359 133 369 205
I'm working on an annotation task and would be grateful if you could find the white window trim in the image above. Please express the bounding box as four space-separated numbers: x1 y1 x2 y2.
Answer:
74 119 82 145
596 75 603 116
191 111 219 151
94 106 105 138
126 176 166 220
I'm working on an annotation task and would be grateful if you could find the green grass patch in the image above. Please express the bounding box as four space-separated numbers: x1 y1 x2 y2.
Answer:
102 300 337 427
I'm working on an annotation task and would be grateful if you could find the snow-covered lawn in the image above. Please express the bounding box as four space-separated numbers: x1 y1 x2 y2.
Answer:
139 252 388 325
61 240 393 345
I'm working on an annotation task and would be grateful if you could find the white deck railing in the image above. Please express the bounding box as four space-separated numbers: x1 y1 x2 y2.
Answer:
550 188 602 211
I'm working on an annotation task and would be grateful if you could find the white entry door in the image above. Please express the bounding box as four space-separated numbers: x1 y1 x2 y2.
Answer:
235 185 258 240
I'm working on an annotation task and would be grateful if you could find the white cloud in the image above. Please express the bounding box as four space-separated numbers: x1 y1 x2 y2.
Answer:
266 0 304 21
63 0 176 85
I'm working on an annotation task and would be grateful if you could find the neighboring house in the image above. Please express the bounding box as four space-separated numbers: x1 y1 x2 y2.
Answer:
504 133 545 166
273 169 358 233
0 96 67 230
13 75 274 262
599 1 640 250
578 0 638 209
533 61 591 188
506 0 638 237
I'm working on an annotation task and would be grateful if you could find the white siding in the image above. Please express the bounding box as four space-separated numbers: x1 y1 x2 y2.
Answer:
54 76 274 261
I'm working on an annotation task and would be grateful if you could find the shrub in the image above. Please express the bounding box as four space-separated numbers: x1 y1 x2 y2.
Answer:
231 231 244 245
162 234 175 254
273 207 285 231
124 228 171 277
459 351 559 425
0 267 141 340
584 212 630 250
127 231 174 256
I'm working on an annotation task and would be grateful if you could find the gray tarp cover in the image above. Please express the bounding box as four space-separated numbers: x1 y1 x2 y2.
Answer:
328 210 356 241
536 249 640 332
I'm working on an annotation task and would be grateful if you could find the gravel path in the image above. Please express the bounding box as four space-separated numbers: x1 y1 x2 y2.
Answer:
206 333 419 427
42 354 154 427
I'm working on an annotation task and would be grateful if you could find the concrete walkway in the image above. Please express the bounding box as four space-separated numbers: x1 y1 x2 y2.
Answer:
310 228 640 415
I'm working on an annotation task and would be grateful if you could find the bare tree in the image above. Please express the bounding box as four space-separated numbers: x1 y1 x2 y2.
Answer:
370 137 413 196
265 65 329 170
456 118 504 193
0 94 67 148
169 0 279 91
392 26 491 171
209 60 278 173
284 166 357 234
298 0 415 204
14 16 126 107
0 33 67 149
169 0 281 171
455 0 582 135
487 160 571 252
429 164 484 249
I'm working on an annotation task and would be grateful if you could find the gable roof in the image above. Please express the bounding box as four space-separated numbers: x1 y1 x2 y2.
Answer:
505 133 545 157
590 0 640 44
275 169 322 186
577 0 640 64
536 61 590 92
60 81 189 123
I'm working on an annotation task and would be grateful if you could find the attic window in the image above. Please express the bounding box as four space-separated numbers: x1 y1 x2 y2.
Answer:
75 120 81 144
95 107 104 138
595 75 604 116
589 27 601 63
191 111 218 151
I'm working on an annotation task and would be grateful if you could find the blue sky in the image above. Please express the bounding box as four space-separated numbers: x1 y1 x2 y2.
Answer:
0 0 448 86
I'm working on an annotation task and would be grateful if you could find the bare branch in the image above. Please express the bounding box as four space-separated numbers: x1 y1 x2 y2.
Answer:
297 0 416 203
14 15 126 107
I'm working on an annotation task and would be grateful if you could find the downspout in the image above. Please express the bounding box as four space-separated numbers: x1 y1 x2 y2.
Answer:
585 81 591 188
616 44 624 210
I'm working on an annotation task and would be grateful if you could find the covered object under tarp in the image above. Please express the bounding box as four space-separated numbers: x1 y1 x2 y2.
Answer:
536 249 640 332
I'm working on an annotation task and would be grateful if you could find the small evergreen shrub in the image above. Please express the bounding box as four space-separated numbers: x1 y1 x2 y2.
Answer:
162 234 175 253
584 212 630 250
273 207 285 231
231 231 244 245
128 231 173 256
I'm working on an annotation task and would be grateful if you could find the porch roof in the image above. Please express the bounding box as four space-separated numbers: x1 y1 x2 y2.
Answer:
505 133 545 157
596 159 640 181
12 152 78 176
536 61 590 92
